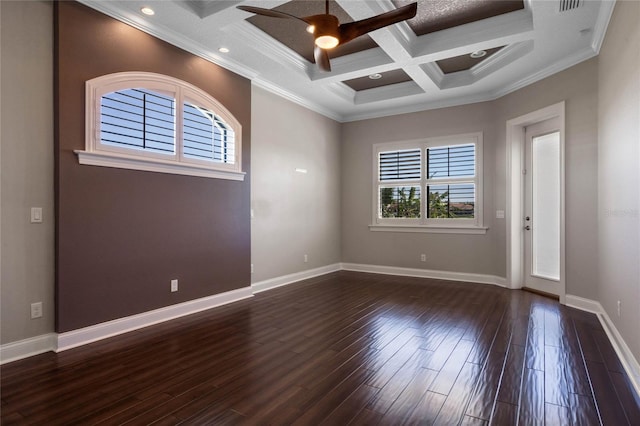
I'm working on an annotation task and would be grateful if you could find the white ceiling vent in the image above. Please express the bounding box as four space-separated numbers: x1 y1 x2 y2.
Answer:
559 0 582 12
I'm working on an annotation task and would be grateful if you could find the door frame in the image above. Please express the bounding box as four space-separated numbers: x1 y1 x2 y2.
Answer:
505 102 566 304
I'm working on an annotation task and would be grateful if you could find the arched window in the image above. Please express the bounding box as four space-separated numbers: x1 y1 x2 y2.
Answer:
77 72 243 181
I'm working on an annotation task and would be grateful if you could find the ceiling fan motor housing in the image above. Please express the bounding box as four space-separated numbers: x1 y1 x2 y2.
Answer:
309 14 340 49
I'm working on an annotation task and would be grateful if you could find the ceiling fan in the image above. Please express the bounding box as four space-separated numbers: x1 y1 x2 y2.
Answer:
237 0 418 72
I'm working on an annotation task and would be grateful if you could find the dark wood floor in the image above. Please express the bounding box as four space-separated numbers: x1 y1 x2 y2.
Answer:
2 271 639 425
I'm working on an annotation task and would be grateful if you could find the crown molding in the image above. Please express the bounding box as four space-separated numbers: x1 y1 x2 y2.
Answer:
591 0 616 52
490 47 598 100
252 80 343 122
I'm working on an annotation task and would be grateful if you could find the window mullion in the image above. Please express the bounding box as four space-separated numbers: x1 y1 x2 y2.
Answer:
176 87 183 161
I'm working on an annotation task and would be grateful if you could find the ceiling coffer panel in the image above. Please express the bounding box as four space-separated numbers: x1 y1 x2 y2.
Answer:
392 0 524 36
436 46 505 74
343 69 414 91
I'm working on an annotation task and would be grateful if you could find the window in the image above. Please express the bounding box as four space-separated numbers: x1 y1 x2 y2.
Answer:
372 133 485 234
77 72 244 181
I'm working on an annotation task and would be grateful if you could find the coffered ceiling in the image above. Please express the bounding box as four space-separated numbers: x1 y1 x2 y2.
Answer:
79 0 615 122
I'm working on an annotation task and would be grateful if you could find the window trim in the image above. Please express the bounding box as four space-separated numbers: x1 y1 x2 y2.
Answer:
76 72 244 181
371 133 486 234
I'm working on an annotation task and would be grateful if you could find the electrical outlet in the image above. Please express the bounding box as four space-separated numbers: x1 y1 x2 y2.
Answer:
31 302 43 319
617 300 621 317
304 254 308 263
171 279 178 292
420 254 426 262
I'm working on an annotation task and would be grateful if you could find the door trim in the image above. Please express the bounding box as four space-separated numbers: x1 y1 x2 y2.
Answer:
505 102 566 304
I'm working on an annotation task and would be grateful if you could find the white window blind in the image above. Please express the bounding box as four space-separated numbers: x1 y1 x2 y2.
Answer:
378 149 422 219
100 88 176 154
78 72 244 181
183 102 235 164
379 149 421 180
372 133 484 233
426 144 476 219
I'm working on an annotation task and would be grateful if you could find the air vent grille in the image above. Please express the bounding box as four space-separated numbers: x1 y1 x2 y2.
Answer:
560 0 581 12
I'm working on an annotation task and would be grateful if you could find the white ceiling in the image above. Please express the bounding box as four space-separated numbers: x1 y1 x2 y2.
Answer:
79 0 615 122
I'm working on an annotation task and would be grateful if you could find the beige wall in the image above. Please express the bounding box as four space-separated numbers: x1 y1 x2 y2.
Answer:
1 1 55 344
341 58 599 301
494 58 599 299
341 103 500 275
597 0 640 360
251 86 342 283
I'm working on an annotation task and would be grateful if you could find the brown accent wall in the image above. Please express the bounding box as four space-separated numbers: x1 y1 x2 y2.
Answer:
55 2 251 332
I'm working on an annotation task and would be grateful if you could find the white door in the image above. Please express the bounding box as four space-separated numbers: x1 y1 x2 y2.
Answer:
523 118 561 295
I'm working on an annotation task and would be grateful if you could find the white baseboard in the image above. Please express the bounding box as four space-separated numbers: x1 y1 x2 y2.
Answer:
566 294 640 398
340 262 508 288
0 333 57 365
565 294 602 314
4 268 637 403
57 287 253 352
251 263 342 293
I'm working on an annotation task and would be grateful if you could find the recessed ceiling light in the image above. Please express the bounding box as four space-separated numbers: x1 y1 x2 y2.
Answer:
470 50 487 59
218 47 230 53
368 73 383 80
140 6 155 16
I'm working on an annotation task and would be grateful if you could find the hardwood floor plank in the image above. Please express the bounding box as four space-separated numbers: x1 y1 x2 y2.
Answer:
433 362 483 425
609 371 640 423
348 407 382 425
517 368 545 426
491 401 517 425
379 367 439 424
465 305 505 365
404 391 447 425
460 415 488 425
429 338 475 395
496 343 525 405
319 383 380 425
593 329 625 373
584 359 629 425
544 402 572 425
366 348 431 415
544 345 572 407
524 304 545 371
465 345 509 420
422 326 466 371
1 272 637 424
292 367 375 425
568 392 600 426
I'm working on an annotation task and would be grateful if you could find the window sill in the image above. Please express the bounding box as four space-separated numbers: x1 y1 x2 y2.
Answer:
75 150 245 181
369 224 488 234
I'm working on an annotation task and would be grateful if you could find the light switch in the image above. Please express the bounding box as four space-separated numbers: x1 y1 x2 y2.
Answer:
496 210 505 219
31 207 43 223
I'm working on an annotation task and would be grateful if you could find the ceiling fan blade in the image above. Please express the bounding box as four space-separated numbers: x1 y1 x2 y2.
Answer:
314 46 332 72
236 5 308 23
339 3 417 45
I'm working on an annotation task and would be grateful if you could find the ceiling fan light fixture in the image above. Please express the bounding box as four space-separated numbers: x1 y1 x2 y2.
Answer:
306 25 315 34
315 35 339 49
312 14 340 50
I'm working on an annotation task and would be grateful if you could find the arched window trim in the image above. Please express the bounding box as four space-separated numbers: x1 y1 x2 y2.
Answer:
76 72 244 181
